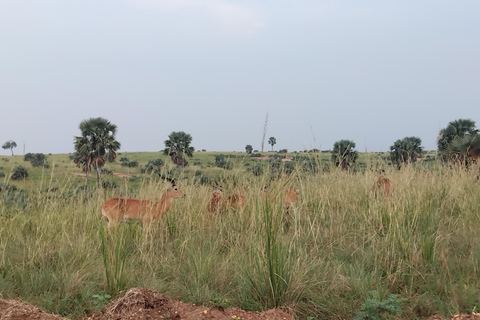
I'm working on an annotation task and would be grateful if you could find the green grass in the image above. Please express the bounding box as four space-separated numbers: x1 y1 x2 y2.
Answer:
0 151 478 319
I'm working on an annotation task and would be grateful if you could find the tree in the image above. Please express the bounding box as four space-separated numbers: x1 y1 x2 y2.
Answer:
2 140 17 155
437 119 477 159
164 131 194 174
245 145 253 154
389 136 423 169
268 137 276 151
331 139 358 170
442 134 480 166
73 117 121 190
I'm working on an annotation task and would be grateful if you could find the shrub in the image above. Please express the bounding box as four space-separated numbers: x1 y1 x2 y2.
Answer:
11 165 28 180
141 159 165 174
24 153 49 167
251 163 263 176
127 160 138 168
102 168 113 175
102 179 119 189
215 154 232 170
0 182 28 210
0 172 4 177
284 161 295 174
354 291 407 320
302 158 318 173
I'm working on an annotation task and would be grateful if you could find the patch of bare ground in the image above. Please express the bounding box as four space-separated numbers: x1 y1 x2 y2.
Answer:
254 157 292 162
0 288 294 320
71 172 133 178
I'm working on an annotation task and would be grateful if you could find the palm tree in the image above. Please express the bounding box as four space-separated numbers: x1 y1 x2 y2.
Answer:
331 139 358 170
268 137 276 151
245 145 253 154
164 131 194 174
442 134 480 166
389 136 423 169
437 119 478 159
73 117 121 190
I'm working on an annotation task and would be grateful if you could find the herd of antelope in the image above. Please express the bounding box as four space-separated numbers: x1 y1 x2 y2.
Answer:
100 171 396 230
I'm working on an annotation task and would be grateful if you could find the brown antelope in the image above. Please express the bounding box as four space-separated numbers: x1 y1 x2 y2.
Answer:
374 170 395 201
207 183 246 215
262 185 297 212
101 178 185 229
284 187 297 212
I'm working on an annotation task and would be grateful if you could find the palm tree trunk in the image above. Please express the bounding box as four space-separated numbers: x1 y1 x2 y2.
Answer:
96 166 102 189
177 165 182 174
85 170 90 192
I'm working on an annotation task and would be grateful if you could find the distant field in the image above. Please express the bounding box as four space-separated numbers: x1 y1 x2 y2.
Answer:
3 150 477 320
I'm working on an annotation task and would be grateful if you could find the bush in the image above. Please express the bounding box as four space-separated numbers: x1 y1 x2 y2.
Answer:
0 172 5 178
278 149 288 153
284 161 295 174
102 179 119 189
120 157 138 167
127 160 138 168
24 153 49 167
140 159 165 174
251 163 263 176
11 165 28 180
0 182 28 211
102 168 113 175
215 154 233 170
354 291 407 320
302 158 318 173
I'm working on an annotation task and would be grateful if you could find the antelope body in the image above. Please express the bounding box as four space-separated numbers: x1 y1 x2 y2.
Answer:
374 171 395 201
207 191 246 215
101 179 184 229
262 185 297 212
284 187 297 212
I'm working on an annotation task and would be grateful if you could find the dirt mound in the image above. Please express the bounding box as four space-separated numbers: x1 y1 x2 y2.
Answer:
0 288 294 320
90 287 294 320
0 298 65 320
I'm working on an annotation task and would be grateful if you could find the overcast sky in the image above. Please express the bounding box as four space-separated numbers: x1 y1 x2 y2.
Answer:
1 1 479 155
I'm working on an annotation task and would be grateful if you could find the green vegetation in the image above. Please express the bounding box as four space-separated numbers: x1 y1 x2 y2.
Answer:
163 131 194 174
389 136 423 169
332 139 358 170
2 140 17 156
73 117 121 190
1 149 480 320
354 291 408 320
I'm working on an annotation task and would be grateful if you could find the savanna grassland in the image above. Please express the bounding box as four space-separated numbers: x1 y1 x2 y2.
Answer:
1 151 480 320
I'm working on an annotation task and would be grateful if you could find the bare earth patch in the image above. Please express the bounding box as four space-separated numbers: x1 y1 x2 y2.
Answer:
71 172 133 178
254 157 292 162
0 288 294 320
2 289 479 320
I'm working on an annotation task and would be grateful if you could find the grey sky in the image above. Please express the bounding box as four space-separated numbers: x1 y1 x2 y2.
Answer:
1 1 479 155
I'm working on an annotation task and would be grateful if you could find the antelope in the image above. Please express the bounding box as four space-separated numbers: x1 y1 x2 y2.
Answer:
207 183 246 215
101 178 185 229
284 187 297 212
374 170 395 201
262 185 297 212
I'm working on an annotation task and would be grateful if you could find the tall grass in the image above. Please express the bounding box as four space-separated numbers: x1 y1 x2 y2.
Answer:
1 159 480 319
